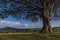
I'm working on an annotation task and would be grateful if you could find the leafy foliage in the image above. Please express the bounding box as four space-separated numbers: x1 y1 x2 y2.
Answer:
0 0 60 21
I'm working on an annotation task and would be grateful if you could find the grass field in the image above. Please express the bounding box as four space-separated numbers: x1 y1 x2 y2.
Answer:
0 32 60 40
0 28 60 40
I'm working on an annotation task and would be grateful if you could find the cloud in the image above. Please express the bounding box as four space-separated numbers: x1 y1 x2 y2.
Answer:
0 19 60 28
0 20 31 28
0 19 43 28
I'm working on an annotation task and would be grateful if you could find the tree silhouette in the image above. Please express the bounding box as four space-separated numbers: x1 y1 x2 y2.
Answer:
0 0 60 32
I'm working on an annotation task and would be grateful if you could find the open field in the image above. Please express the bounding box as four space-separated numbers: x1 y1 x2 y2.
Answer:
0 32 60 40
0 27 60 40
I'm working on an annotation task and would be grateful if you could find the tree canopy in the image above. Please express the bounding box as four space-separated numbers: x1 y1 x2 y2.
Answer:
0 0 60 21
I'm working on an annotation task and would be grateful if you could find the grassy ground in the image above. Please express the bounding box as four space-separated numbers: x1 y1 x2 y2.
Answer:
0 32 60 40
0 28 60 40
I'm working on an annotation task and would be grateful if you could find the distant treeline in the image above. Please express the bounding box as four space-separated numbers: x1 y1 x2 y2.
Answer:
0 27 60 33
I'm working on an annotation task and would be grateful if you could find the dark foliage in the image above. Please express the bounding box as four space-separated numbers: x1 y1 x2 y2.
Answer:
0 0 60 21
0 0 43 22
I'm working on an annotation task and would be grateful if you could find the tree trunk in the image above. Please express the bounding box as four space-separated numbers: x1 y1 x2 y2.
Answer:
41 17 53 32
41 1 53 32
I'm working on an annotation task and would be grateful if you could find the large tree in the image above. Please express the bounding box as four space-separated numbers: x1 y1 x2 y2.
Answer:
0 0 60 32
